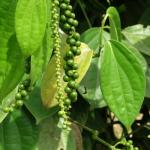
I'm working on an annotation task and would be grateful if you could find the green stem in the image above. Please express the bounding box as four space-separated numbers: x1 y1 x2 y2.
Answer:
70 119 113 149
99 14 108 48
77 0 92 28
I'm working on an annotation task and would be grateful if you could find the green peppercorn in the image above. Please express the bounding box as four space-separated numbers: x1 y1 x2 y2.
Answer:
3 107 10 113
68 80 76 88
68 18 74 25
64 86 72 94
75 49 81 56
70 13 75 18
18 84 25 90
73 32 80 40
69 91 77 101
63 64 70 71
64 0 70 4
65 10 72 17
64 98 71 105
72 20 78 27
76 41 81 47
67 5 72 10
58 110 65 116
21 90 28 97
60 3 67 9
60 15 67 22
67 70 74 77
64 23 71 30
66 50 74 58
67 59 74 66
73 72 79 79
15 93 22 100
72 63 78 70
16 100 24 107
63 75 70 82
70 46 77 53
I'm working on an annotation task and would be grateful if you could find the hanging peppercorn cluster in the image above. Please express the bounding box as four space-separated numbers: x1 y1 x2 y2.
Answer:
51 0 70 129
3 59 32 113
58 0 81 129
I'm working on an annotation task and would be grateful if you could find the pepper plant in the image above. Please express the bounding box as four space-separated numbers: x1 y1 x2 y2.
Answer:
0 0 149 150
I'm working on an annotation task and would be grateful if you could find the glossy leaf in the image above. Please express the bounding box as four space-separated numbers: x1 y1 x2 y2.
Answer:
107 7 122 41
80 27 110 52
0 0 24 102
0 110 38 150
122 24 150 56
41 42 93 107
15 0 47 56
79 27 109 109
99 40 146 128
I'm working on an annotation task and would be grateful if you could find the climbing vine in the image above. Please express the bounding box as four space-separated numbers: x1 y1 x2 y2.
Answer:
0 0 149 150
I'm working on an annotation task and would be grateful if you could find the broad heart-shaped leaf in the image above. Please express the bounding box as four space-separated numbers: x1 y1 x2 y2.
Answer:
99 40 146 128
122 24 150 56
15 0 47 57
41 43 93 107
0 109 38 150
0 0 24 102
107 7 122 41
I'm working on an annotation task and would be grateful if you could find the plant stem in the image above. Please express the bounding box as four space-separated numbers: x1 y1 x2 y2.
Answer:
77 0 92 28
70 119 113 149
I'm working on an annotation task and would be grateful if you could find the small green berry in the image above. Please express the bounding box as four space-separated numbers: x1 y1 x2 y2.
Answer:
64 86 72 94
69 91 77 100
16 100 24 107
60 15 67 22
67 70 74 77
76 41 81 47
21 90 28 97
18 84 25 90
60 3 67 9
15 93 22 100
3 107 10 113
65 10 72 17
64 23 71 30
68 81 76 88
63 75 70 82
67 59 74 66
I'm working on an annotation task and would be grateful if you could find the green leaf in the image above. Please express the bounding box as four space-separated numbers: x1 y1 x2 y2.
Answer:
99 40 146 128
25 81 58 124
0 109 38 150
107 7 122 41
122 24 150 56
15 0 47 56
0 0 24 102
80 27 110 52
37 116 76 150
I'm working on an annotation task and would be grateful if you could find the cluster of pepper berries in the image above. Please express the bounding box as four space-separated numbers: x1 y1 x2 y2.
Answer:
58 0 81 129
2 58 32 113
3 79 31 113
